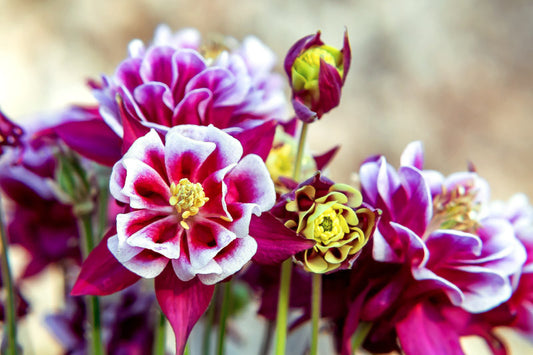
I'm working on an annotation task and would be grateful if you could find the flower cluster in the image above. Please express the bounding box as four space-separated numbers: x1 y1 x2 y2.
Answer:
0 24 531 355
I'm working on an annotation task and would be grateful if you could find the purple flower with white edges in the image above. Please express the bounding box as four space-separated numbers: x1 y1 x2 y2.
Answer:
51 26 288 167
339 141 526 355
72 125 312 354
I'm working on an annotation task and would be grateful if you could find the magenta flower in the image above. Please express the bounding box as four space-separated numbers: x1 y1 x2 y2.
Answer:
339 142 526 355
284 31 351 122
52 26 288 167
72 125 310 353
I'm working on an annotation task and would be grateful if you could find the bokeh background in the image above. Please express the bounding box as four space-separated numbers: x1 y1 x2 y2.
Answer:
1 0 532 353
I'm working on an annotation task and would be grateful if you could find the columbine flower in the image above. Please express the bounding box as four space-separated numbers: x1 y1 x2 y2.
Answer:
338 141 527 355
72 125 311 353
273 173 378 273
284 31 351 122
52 26 288 167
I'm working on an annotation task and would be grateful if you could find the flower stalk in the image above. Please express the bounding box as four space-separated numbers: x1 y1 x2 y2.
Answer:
275 122 309 355
153 311 167 355
310 273 322 355
78 213 105 355
217 280 232 355
0 196 19 355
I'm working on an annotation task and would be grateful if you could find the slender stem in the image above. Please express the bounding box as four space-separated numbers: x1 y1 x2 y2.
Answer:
184 342 191 355
78 213 104 355
274 122 309 355
216 280 232 355
274 258 292 355
202 294 216 355
293 123 309 181
310 273 322 355
0 196 18 355
153 311 167 355
351 321 373 354
259 320 275 355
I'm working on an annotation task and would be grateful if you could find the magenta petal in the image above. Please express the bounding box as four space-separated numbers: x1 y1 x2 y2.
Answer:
229 119 276 161
249 213 315 265
133 83 173 127
400 141 425 170
396 302 464 355
314 145 340 171
71 231 140 296
54 118 122 166
155 266 215 355
317 59 342 115
292 98 318 123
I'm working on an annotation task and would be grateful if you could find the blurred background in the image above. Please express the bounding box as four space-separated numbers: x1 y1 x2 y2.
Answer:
1 0 532 353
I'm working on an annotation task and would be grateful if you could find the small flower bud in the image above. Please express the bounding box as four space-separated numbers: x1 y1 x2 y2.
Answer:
285 30 351 123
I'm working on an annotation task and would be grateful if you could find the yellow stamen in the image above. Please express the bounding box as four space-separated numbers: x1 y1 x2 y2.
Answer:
429 184 480 234
169 178 209 229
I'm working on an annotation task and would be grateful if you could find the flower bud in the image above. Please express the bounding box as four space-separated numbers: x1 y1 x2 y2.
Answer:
284 31 351 123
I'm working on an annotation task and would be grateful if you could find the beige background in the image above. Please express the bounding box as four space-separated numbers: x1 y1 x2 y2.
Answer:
1 0 532 353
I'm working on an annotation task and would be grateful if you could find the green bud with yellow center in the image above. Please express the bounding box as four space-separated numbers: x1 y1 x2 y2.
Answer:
291 45 343 97
169 178 209 229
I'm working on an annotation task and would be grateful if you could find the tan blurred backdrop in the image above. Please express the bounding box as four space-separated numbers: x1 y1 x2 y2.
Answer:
1 0 532 354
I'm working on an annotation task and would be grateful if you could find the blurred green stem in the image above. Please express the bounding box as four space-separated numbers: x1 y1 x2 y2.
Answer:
217 280 232 355
0 196 18 355
153 311 167 355
310 273 322 355
78 213 104 355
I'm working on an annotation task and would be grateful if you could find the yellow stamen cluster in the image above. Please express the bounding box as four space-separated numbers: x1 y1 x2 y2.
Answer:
169 178 209 230
429 184 480 234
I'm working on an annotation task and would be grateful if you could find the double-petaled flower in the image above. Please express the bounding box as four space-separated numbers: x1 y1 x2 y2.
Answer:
51 26 288 167
72 124 312 354
273 173 378 273
338 141 527 355
284 31 351 122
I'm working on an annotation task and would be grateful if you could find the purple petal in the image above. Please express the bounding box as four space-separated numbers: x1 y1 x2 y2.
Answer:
396 302 464 355
115 58 143 91
172 89 213 126
292 98 318 123
172 49 207 103
316 59 342 115
341 30 351 84
284 32 323 79
139 46 176 87
53 118 122 166
133 83 173 127
229 119 277 161
71 232 141 296
249 213 315 265
400 141 424 169
314 145 340 171
155 266 215 355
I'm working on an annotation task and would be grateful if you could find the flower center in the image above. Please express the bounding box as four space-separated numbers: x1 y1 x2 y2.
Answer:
292 45 343 92
169 178 209 229
429 184 480 233
313 207 347 245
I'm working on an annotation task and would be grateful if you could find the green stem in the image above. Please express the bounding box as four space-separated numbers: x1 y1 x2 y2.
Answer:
153 311 167 355
183 342 191 355
274 122 309 355
202 295 216 355
78 213 104 355
310 273 322 355
351 321 373 354
216 280 232 355
0 196 18 355
293 122 309 181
